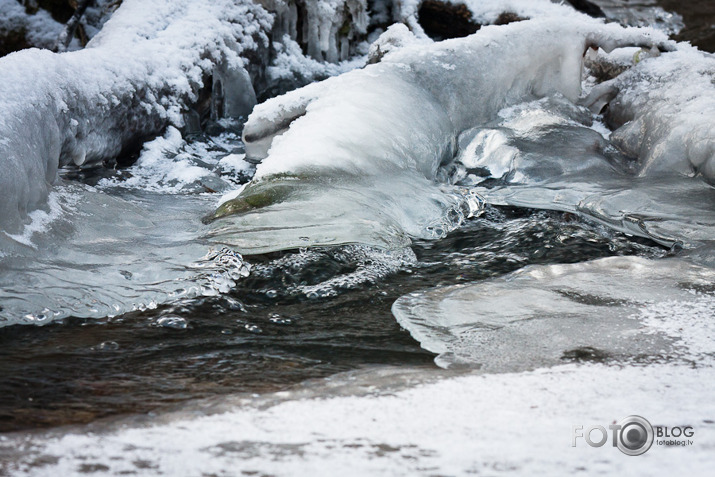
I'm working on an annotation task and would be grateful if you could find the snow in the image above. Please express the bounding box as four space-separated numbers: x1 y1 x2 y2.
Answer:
0 0 69 51
219 153 252 174
3 362 714 476
0 0 272 234
96 127 250 194
267 35 367 85
585 44 715 180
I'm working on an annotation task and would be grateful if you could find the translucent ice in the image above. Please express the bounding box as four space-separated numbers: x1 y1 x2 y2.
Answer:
392 256 715 369
209 16 669 254
453 96 715 248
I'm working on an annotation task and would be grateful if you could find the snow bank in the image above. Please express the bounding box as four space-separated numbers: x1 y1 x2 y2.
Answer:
0 0 271 234
209 16 670 254
3 362 714 476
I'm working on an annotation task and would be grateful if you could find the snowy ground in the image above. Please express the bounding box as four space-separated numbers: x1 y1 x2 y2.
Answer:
2 362 713 476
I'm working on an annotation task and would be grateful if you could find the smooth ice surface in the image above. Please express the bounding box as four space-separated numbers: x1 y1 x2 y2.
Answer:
0 131 252 327
3 362 714 476
212 16 669 254
392 256 715 369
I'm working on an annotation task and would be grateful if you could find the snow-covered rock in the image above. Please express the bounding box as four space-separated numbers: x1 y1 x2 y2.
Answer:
585 45 715 180
0 0 272 234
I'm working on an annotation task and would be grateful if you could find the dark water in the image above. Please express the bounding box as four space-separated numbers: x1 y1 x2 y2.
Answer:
659 0 715 52
0 206 668 432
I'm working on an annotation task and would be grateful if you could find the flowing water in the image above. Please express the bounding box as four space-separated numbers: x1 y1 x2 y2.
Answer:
0 0 712 436
0 202 667 432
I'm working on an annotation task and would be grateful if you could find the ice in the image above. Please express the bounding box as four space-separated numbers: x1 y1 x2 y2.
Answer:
209 16 670 254
0 177 252 326
0 0 384 325
0 0 272 234
265 0 369 62
444 90 715 248
259 0 371 95
588 0 684 35
392 256 715 369
585 45 715 180
211 63 257 121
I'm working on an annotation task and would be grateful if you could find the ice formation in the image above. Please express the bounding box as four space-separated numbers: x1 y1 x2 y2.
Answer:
0 0 274 234
393 256 715 369
263 0 369 63
210 15 670 253
448 94 715 248
585 45 715 180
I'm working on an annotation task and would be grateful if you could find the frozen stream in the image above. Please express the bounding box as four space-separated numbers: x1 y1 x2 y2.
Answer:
0 1 714 475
